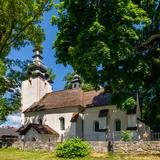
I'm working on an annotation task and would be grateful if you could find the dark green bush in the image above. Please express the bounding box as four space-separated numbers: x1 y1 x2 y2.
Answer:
121 130 133 142
55 138 91 158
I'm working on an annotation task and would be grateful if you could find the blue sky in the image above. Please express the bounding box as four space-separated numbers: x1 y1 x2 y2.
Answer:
9 4 73 91
1 2 73 128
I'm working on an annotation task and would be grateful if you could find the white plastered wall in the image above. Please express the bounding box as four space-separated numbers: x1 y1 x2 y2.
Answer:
83 106 129 141
23 106 140 142
24 107 81 142
24 127 41 141
24 127 57 142
21 77 52 125
83 106 110 141
127 114 137 127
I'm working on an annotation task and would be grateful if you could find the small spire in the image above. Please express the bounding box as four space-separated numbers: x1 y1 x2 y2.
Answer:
32 49 43 66
71 74 81 89
27 48 53 83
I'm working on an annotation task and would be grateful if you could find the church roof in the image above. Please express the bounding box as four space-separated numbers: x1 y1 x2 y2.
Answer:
24 89 111 113
18 124 59 135
0 127 19 137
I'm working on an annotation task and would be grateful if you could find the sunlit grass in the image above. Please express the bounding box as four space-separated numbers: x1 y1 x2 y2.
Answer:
0 148 159 160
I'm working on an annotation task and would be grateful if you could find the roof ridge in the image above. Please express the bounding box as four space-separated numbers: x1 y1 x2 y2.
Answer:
38 92 51 103
50 88 83 94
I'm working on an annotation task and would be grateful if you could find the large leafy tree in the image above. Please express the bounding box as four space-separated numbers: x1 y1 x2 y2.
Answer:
52 0 160 130
0 0 53 121
136 1 160 131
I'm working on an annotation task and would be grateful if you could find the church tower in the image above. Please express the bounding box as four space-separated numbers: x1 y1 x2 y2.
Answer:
71 74 81 89
21 49 52 125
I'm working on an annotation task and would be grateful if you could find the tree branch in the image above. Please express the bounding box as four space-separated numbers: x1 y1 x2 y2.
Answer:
138 34 160 48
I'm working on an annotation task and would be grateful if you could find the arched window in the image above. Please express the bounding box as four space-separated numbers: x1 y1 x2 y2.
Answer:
38 119 42 125
94 121 99 131
74 83 77 88
114 119 121 131
32 137 36 141
59 117 65 130
28 79 32 87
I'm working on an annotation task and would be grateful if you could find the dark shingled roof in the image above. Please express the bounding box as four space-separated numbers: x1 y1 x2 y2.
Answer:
18 124 59 135
0 127 19 137
24 89 111 113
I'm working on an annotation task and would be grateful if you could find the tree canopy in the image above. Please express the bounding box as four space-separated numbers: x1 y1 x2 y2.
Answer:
0 0 53 121
53 0 160 130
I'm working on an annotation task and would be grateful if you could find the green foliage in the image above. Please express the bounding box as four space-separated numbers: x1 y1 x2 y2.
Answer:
0 0 53 55
47 68 56 82
63 72 75 90
0 59 30 121
0 148 158 160
122 97 136 111
135 0 160 130
81 83 96 92
121 130 133 142
55 138 91 158
0 0 53 120
53 0 150 91
53 0 160 130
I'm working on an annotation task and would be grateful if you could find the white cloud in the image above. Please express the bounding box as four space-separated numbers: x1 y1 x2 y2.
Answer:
7 113 21 124
0 112 21 128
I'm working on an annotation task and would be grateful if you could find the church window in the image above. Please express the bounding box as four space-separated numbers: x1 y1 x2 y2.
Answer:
114 119 121 131
94 121 99 132
32 137 36 141
74 83 77 88
28 79 32 86
39 119 42 125
59 117 65 130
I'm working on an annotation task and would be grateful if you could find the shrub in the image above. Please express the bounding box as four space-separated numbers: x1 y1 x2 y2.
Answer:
122 97 136 110
121 130 133 142
55 138 91 158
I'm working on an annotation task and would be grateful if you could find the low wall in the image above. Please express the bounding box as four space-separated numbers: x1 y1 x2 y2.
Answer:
114 141 160 154
12 141 59 152
6 140 160 154
89 141 160 154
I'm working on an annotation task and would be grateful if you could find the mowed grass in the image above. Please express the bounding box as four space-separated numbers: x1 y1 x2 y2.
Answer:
0 148 160 160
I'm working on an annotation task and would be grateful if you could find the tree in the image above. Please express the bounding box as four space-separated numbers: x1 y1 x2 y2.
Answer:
52 0 160 130
52 0 150 90
0 59 29 121
63 72 97 91
135 1 160 131
0 0 53 121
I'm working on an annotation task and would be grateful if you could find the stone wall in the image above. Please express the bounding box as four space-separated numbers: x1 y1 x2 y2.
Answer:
5 140 160 154
114 141 160 154
12 141 59 152
89 141 160 154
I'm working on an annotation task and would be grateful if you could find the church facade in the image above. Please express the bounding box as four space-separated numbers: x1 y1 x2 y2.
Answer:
18 49 150 142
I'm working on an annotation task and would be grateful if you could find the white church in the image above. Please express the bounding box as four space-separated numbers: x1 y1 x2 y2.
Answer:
18 49 149 142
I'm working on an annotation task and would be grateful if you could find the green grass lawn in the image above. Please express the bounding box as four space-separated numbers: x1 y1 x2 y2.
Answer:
0 148 160 160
